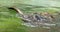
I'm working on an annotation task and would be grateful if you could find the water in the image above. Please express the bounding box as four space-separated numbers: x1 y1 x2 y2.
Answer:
14 5 60 32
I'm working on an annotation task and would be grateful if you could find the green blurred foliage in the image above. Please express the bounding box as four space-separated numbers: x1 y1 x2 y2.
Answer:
0 0 60 32
0 7 29 32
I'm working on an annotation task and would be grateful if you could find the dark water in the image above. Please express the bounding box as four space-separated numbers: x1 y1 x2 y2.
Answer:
13 4 60 32
16 12 60 32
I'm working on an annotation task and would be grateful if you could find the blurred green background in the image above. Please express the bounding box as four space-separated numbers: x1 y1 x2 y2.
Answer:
0 0 60 32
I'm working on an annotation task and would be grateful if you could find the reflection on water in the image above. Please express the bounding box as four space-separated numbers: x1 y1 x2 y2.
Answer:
16 11 60 32
15 4 60 32
22 22 56 29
